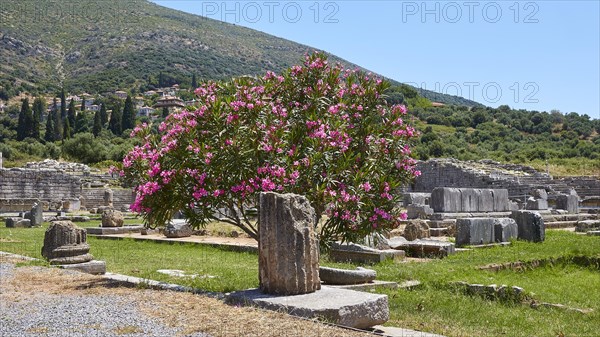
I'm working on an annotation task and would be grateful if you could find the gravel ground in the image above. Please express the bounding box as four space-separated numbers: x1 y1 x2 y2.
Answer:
0 262 210 337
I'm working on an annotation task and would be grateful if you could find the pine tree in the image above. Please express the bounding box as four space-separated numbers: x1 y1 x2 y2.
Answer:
67 99 76 134
44 111 55 142
162 106 169 118
191 73 198 89
121 95 136 131
63 117 71 140
31 97 45 140
99 104 108 126
109 107 122 135
60 88 67 119
92 110 102 137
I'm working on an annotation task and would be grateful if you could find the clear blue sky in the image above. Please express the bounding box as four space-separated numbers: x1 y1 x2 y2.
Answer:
153 1 599 118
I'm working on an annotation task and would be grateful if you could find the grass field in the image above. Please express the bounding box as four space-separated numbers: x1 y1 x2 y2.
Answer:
1 222 599 337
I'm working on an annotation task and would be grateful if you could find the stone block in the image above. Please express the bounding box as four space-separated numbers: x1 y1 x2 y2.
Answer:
101 209 124 227
403 193 431 206
25 202 43 226
164 221 193 238
319 267 376 285
493 189 510 211
531 189 548 200
461 188 480 212
394 239 455 258
478 189 495 212
455 218 495 247
575 220 600 232
511 210 545 242
259 192 320 295
59 260 106 275
5 217 31 228
526 198 548 210
431 187 462 213
226 286 389 329
87 225 144 235
556 194 579 214
406 204 433 219
329 248 405 264
403 220 430 240
493 218 518 242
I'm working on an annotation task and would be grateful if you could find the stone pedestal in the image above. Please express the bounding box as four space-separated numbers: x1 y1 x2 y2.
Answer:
556 194 579 214
258 192 320 295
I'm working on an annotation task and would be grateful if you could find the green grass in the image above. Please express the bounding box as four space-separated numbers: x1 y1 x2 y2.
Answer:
1 224 599 336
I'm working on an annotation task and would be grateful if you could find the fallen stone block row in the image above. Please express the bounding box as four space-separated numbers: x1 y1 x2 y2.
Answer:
431 187 510 213
455 218 517 247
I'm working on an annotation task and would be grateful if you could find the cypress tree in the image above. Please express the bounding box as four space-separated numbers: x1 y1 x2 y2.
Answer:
99 104 108 126
63 117 71 140
162 106 169 118
92 110 102 137
109 107 122 135
80 97 86 112
191 73 198 89
32 97 44 139
75 112 89 134
121 95 136 131
17 99 29 141
67 99 76 134
60 88 67 119
44 111 55 142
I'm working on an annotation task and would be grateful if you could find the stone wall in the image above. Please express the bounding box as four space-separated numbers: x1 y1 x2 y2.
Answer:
409 159 599 198
0 168 81 201
81 188 135 210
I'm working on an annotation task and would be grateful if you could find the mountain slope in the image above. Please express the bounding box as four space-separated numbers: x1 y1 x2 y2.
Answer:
0 0 481 106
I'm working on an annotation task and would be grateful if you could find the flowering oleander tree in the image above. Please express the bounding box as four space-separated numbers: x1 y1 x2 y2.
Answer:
117 52 420 244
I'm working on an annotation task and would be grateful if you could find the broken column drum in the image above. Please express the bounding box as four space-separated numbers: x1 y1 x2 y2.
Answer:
258 192 320 296
41 221 94 265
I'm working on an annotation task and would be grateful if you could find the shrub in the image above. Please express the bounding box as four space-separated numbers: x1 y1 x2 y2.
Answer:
119 53 420 244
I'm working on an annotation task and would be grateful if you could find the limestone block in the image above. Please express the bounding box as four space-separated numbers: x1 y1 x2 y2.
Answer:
460 188 480 212
478 189 495 212
403 220 430 241
431 187 461 213
493 218 518 242
101 209 124 227
164 221 193 238
556 194 579 214
259 192 320 295
455 218 495 247
511 211 545 242
526 198 548 210
319 267 377 285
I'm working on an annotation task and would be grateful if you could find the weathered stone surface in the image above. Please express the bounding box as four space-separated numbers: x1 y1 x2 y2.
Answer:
363 233 391 250
387 236 409 249
478 189 495 212
330 242 405 263
493 189 510 211
460 188 480 212
406 204 433 219
403 220 430 241
455 218 495 247
59 260 106 275
526 197 548 210
164 221 193 238
587 231 600 236
575 220 600 232
431 187 461 213
319 266 377 285
41 221 93 265
5 217 31 228
531 189 548 200
556 194 579 214
392 239 455 258
403 193 431 206
226 286 389 329
25 202 43 226
511 210 545 242
103 188 114 207
259 192 320 295
431 187 509 213
494 218 518 242
101 209 124 227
